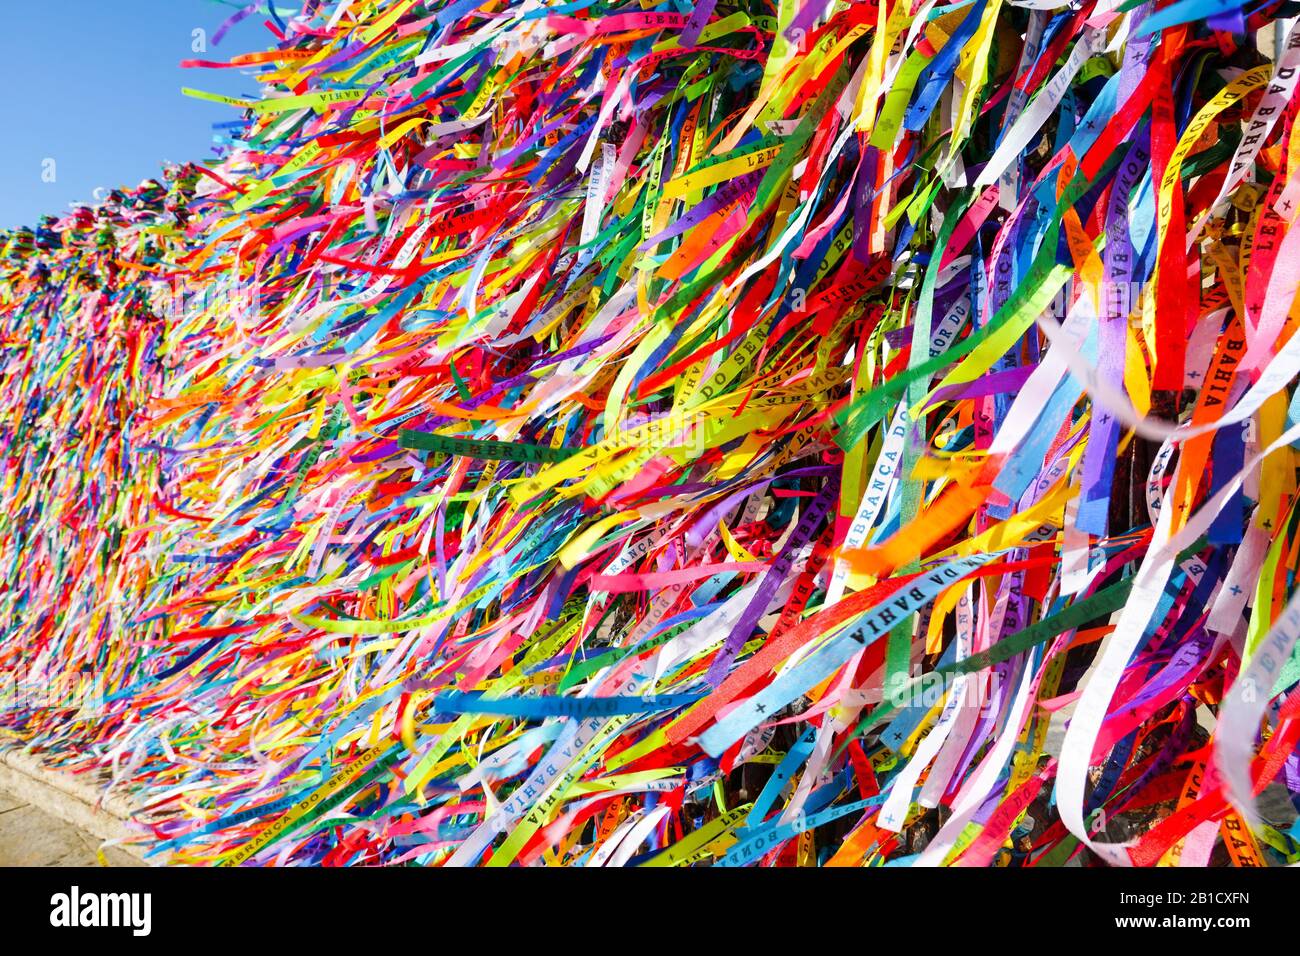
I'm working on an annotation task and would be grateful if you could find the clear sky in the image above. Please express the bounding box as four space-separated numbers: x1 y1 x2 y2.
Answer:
0 1 280 231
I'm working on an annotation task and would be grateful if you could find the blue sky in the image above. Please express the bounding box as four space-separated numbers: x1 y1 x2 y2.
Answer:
0 1 280 230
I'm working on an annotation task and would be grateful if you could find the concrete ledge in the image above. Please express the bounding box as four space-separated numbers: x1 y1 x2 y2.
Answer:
0 749 156 863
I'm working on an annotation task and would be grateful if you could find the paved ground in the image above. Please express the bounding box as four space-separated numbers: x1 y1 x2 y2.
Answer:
0 788 141 867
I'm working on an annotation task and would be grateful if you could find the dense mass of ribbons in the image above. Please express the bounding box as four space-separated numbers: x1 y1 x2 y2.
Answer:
3 0 1300 867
